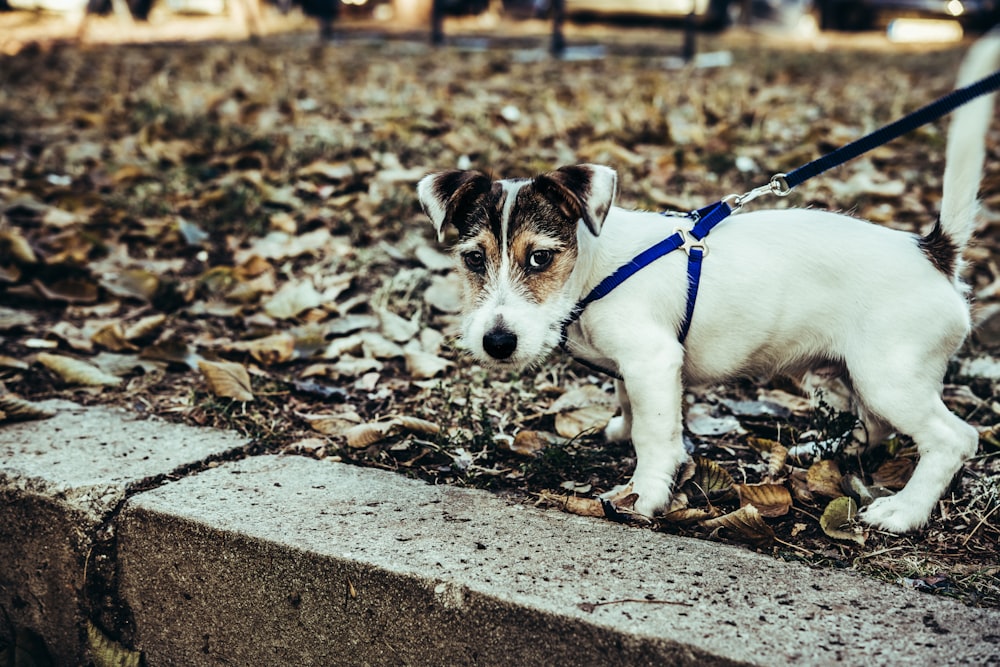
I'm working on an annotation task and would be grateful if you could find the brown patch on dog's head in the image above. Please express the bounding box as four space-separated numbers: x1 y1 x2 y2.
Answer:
417 165 619 368
417 170 498 242
417 164 619 311
534 164 618 236
418 164 618 243
508 228 578 304
447 178 579 305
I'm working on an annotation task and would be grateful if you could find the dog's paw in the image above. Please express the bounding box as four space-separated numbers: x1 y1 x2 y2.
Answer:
603 416 631 443
859 495 929 533
599 478 671 521
598 482 640 522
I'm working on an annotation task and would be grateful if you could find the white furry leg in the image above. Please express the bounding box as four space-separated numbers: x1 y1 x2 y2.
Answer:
603 379 632 443
858 396 978 532
600 345 686 519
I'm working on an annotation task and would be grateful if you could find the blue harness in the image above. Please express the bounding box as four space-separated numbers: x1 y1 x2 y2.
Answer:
558 66 1000 379
558 199 733 378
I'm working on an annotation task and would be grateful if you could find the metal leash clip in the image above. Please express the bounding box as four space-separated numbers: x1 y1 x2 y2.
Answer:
724 172 792 212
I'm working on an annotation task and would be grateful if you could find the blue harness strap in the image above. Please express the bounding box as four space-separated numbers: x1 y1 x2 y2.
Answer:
559 200 733 377
560 66 1000 379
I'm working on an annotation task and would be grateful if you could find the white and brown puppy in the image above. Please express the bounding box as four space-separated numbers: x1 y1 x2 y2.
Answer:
417 37 1000 533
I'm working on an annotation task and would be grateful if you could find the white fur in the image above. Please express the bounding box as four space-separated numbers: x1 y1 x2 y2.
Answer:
941 33 1000 250
416 176 451 242
422 34 999 533
567 205 977 532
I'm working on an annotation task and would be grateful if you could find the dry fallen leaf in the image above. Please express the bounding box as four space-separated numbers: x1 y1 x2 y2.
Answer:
331 356 384 378
37 352 122 387
735 483 793 518
423 274 463 313
662 506 723 524
806 459 845 499
555 405 614 439
378 308 419 343
686 402 744 437
100 269 159 302
746 438 788 478
841 473 877 507
394 416 441 436
767 442 789 479
819 496 866 546
33 277 100 304
541 491 605 518
344 421 397 449
197 360 254 402
871 458 916 490
701 505 775 548
414 244 454 272
87 619 140 667
228 333 296 366
746 437 780 454
0 394 55 423
404 350 451 379
550 385 617 439
91 323 138 353
360 332 405 360
263 280 323 319
0 227 37 263
0 306 36 330
684 456 736 505
140 336 202 370
564 495 605 518
787 468 815 504
301 410 362 436
0 355 30 370
504 430 551 457
48 321 94 352
123 314 167 341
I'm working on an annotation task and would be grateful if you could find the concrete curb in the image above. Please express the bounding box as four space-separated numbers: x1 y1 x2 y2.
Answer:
0 400 250 665
2 401 999 665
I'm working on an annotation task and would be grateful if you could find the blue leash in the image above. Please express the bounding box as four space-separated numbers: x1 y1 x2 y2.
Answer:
561 67 1000 378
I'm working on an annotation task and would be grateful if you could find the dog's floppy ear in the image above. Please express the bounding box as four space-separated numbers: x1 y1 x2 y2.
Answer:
534 164 618 236
417 170 493 242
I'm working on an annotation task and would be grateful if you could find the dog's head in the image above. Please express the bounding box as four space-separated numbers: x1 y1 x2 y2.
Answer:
417 164 618 369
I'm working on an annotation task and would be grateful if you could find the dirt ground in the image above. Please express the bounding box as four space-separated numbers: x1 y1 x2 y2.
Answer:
1 9 998 607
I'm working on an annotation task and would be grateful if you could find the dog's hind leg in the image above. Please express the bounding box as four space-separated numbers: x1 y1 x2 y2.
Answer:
849 349 978 532
861 400 976 532
604 379 633 443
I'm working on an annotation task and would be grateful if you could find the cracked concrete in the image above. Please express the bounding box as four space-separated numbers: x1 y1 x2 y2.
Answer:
2 401 999 665
0 400 250 665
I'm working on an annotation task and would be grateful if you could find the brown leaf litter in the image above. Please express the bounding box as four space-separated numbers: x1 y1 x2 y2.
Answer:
0 31 997 606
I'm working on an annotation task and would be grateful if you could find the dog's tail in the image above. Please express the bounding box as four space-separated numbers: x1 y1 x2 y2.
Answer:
933 30 1000 269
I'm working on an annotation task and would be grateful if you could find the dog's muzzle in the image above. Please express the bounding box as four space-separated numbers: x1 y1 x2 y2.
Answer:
483 326 517 360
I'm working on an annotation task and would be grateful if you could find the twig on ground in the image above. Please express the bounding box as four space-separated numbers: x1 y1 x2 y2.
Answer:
578 598 694 613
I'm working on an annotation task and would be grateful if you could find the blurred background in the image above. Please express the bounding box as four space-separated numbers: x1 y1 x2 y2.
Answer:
3 0 1000 616
1 0 997 53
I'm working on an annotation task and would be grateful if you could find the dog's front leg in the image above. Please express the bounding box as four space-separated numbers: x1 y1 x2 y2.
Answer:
601 344 686 518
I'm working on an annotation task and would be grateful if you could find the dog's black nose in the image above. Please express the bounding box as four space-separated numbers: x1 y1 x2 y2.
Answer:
483 329 517 360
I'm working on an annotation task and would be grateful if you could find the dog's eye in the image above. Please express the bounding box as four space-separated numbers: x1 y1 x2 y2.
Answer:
528 249 554 271
462 250 486 273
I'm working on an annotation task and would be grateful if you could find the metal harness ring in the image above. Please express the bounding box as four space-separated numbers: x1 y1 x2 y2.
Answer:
770 173 791 197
